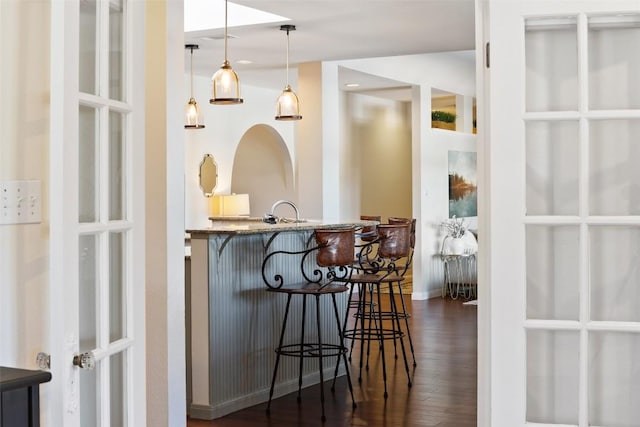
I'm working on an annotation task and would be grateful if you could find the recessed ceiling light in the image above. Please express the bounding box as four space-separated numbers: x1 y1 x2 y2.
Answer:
345 83 360 88
236 60 253 65
185 0 289 33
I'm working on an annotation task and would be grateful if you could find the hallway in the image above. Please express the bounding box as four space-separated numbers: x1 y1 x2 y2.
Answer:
187 296 477 427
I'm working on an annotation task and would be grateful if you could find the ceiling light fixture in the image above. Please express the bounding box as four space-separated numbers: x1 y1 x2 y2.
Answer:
210 0 243 105
275 24 302 121
185 44 205 129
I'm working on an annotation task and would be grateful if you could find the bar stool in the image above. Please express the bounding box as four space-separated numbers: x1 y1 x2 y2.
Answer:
386 217 417 366
343 215 381 360
338 223 413 398
344 219 413 362
261 228 357 422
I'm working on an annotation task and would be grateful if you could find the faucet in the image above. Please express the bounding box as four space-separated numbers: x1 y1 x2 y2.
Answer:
263 200 300 224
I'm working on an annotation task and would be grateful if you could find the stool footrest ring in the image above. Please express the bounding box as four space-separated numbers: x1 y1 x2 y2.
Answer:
275 342 347 358
343 328 404 341
352 311 411 321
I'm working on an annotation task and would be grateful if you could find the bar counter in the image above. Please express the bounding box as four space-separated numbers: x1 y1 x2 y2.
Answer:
186 218 372 420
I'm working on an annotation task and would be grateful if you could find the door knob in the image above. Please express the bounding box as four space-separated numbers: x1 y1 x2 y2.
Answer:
36 352 51 370
73 351 96 370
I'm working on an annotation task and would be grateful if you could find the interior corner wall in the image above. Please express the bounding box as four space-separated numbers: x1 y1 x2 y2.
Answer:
320 62 342 220
346 93 413 222
332 51 477 299
296 62 325 219
145 0 190 425
422 129 477 296
183 75 294 229
145 2 168 425
0 0 50 374
339 91 359 221
230 125 296 217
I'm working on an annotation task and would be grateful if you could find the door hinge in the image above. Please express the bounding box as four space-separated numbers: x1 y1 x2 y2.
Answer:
485 42 490 68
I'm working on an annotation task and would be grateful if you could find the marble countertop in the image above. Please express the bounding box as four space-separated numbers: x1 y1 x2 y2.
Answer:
187 218 376 236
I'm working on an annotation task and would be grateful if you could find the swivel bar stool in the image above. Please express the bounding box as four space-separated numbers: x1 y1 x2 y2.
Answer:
262 228 357 422
386 217 417 366
343 220 412 362
338 223 413 399
343 215 381 360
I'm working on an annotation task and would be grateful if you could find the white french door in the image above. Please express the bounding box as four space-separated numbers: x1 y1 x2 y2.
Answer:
49 0 145 426
489 1 640 426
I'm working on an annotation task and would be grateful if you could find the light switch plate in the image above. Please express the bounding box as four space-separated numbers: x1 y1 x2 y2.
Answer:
0 180 42 225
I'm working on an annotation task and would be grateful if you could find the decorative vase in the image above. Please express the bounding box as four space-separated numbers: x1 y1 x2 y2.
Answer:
450 238 465 255
443 236 465 255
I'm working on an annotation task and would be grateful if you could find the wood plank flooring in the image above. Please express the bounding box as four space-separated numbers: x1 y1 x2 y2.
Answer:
187 296 477 427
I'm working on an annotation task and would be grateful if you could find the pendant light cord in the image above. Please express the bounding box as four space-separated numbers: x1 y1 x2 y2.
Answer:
224 0 229 62
286 28 290 86
189 47 194 98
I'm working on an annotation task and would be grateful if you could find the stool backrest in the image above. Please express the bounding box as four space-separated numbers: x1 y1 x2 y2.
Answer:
376 223 410 259
359 215 381 242
315 228 355 267
388 217 416 248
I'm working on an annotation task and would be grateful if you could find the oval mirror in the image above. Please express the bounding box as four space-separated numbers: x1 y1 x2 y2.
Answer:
199 154 218 197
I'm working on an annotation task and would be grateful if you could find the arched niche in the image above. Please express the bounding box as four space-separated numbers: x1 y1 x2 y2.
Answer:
231 124 295 217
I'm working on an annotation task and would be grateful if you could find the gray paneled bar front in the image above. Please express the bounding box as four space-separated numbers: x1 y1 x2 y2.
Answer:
186 219 372 420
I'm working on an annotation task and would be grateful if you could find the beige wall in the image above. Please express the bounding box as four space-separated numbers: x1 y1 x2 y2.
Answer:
296 62 325 219
145 1 170 426
0 0 50 370
348 94 413 221
146 0 188 425
0 1 52 423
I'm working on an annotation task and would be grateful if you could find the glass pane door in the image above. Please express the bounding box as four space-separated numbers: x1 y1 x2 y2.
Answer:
74 0 139 425
50 0 144 424
490 2 640 426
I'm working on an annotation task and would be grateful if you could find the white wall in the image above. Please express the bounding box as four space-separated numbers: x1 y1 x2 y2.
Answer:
422 128 477 296
231 125 296 217
184 74 295 229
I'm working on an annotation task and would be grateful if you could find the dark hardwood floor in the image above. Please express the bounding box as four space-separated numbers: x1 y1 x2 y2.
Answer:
187 296 477 427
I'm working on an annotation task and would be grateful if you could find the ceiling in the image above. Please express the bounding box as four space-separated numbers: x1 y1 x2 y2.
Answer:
184 0 476 96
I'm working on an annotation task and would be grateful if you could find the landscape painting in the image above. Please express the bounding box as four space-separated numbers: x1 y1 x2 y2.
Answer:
448 151 477 218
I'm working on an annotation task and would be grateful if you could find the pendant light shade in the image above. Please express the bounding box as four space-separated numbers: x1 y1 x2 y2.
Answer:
185 44 205 129
275 25 302 121
210 0 243 105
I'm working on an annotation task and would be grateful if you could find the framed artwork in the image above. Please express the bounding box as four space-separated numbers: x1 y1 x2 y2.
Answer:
448 150 477 218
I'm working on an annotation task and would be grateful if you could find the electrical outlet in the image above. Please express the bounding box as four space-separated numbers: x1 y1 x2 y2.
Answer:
0 180 42 225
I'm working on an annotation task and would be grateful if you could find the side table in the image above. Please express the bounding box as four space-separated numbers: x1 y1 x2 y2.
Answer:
441 253 477 299
0 366 52 427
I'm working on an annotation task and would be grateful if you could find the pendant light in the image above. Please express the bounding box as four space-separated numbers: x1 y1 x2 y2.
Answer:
275 24 302 120
185 44 205 129
210 0 243 105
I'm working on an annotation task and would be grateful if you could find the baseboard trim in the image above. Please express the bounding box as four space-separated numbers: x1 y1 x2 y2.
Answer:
188 367 346 420
411 289 442 300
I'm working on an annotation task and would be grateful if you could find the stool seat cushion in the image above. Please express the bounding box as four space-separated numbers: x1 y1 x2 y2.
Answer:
266 282 349 295
337 273 403 284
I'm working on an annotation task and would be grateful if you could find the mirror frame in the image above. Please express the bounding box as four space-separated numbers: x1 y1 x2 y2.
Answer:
199 154 218 197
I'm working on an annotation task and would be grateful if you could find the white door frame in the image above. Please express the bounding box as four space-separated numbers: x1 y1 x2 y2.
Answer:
475 0 491 426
